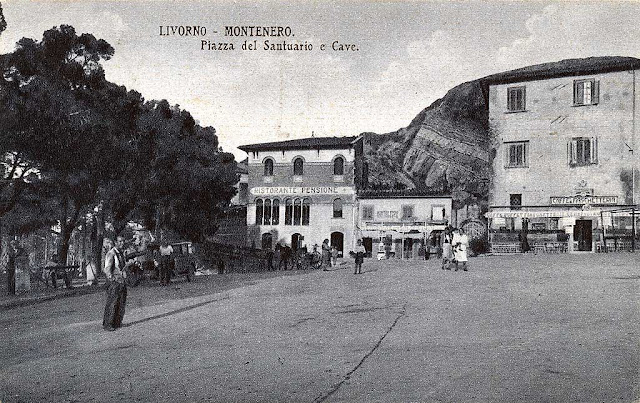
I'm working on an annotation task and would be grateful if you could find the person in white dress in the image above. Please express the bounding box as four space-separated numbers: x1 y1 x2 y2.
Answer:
452 228 469 271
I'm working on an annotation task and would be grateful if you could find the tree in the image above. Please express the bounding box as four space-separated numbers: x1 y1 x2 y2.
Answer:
0 2 6 36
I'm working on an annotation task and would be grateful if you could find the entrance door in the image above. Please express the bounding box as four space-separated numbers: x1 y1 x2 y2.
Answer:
330 232 344 257
261 233 273 250
291 233 302 252
574 220 593 251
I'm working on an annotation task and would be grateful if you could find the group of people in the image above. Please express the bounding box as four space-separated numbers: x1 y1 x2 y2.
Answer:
440 226 470 271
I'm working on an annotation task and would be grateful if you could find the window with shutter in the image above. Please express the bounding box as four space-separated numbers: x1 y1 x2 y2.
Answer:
507 86 526 112
568 137 598 166
505 141 528 168
573 79 599 106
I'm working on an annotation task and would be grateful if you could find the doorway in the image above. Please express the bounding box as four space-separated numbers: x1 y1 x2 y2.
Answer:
330 232 344 257
261 233 273 250
574 220 593 251
291 233 302 252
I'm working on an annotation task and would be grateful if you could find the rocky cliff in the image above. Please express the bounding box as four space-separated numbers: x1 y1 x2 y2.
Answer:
363 79 491 209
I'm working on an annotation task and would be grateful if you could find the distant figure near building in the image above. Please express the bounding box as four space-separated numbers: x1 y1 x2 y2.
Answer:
441 227 453 270
330 246 338 267
102 236 127 331
354 239 365 275
452 228 469 271
159 241 174 286
321 239 331 270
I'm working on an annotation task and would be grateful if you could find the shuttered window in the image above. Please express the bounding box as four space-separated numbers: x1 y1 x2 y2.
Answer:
568 137 598 166
505 141 528 168
573 79 599 106
507 86 526 112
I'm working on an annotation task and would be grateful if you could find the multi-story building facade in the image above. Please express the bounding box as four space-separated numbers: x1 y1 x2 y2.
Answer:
357 190 452 258
239 137 362 255
483 57 640 252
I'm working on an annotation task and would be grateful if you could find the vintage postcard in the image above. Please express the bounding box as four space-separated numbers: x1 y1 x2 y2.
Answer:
1 1 639 402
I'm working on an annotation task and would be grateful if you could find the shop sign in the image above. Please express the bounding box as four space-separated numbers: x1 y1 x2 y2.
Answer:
250 186 355 195
376 210 399 219
550 196 618 205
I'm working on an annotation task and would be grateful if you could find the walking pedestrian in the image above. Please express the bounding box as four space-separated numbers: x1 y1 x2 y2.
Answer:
280 244 291 270
321 239 331 270
102 236 127 331
354 239 366 274
159 241 173 285
452 228 469 271
330 246 338 267
440 227 453 270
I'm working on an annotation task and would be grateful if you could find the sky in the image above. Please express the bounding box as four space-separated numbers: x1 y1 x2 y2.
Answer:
2 0 640 160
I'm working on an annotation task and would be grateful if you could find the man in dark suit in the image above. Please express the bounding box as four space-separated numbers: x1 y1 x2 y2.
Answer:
102 236 127 331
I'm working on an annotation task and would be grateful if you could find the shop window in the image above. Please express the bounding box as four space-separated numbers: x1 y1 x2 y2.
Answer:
362 205 374 220
507 86 526 112
333 198 343 218
333 157 344 175
293 157 304 176
505 141 528 168
263 158 274 176
568 137 598 166
574 79 599 106
510 194 522 209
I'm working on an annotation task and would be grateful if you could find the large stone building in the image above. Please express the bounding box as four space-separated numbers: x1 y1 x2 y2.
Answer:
239 136 452 256
239 136 363 255
483 57 640 252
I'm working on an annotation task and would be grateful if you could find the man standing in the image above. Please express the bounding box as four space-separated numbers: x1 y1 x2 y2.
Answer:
354 239 366 275
103 236 127 331
158 241 174 285
452 228 469 271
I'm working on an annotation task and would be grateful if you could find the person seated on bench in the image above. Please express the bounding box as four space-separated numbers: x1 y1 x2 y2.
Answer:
44 254 59 288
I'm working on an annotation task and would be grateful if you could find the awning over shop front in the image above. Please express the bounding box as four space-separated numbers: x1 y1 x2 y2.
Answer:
485 210 602 218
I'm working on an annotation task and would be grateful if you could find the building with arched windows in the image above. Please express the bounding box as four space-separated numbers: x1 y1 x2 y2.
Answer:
240 135 453 258
239 136 364 255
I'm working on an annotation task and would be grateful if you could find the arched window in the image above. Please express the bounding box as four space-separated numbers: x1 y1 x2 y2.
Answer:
255 199 263 225
264 159 274 176
302 198 311 225
272 199 280 225
293 198 302 225
284 198 293 225
333 157 344 175
333 198 343 218
293 157 304 176
264 199 272 225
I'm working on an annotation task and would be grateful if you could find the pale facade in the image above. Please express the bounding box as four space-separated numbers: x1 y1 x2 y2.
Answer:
357 194 452 258
485 60 640 252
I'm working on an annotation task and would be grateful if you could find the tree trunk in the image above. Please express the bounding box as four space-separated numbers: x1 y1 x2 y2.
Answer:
57 222 74 265
91 204 106 280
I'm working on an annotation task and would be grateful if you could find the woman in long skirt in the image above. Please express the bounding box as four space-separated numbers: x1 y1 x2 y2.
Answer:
441 227 453 270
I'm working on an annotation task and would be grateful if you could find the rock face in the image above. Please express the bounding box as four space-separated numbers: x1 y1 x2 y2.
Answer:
363 79 491 210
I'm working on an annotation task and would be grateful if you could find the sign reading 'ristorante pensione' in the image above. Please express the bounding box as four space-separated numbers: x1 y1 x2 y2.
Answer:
549 196 618 205
251 186 355 195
